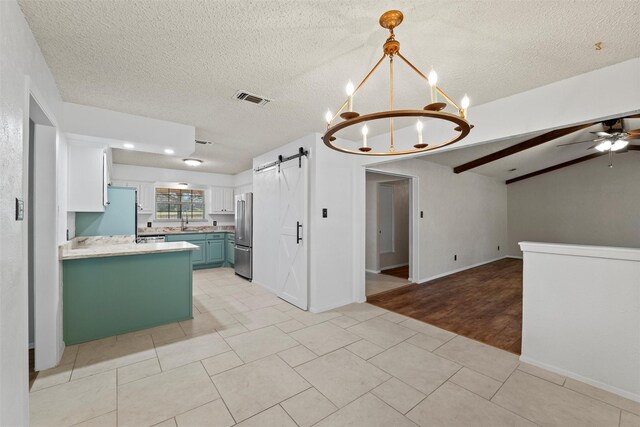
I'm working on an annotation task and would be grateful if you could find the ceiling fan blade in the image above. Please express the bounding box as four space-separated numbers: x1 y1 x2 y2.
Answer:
591 131 612 137
557 138 601 147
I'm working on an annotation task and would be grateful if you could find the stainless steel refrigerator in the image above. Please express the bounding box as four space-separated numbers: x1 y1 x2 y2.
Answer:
234 193 253 280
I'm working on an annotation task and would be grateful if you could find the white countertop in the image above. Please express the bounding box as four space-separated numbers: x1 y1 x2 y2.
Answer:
519 241 640 261
60 241 200 260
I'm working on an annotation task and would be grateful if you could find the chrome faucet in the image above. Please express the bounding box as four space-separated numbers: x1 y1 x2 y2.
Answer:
181 215 189 231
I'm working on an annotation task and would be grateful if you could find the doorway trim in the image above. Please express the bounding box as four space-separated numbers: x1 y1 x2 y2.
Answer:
356 167 419 302
23 76 64 371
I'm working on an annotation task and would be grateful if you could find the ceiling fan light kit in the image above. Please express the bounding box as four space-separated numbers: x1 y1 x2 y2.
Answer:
322 10 473 156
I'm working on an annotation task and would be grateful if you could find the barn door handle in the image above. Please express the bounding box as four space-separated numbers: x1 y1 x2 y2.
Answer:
296 221 302 244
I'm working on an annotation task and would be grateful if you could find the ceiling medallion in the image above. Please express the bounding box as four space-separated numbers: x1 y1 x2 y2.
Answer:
323 10 472 156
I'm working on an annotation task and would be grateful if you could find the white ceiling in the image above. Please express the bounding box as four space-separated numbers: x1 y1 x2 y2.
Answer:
424 118 640 182
18 0 640 174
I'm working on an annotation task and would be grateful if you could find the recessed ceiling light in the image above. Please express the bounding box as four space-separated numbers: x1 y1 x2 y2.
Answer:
183 158 203 166
123 143 134 149
164 148 175 155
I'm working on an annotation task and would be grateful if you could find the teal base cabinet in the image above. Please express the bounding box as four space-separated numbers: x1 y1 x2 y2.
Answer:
63 251 193 345
166 232 235 269
226 234 235 266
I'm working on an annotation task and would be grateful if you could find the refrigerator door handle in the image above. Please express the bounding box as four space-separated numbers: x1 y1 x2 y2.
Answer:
296 221 302 244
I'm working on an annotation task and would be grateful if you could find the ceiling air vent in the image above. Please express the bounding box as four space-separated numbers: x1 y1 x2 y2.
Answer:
232 90 272 107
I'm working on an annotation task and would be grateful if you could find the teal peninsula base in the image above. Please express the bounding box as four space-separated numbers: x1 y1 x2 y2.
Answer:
63 250 193 345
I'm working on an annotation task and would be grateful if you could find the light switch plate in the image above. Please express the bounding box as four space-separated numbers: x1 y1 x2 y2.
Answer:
15 198 24 221
322 208 328 218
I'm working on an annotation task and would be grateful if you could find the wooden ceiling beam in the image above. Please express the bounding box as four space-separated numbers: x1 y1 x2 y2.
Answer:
453 123 596 174
505 145 640 185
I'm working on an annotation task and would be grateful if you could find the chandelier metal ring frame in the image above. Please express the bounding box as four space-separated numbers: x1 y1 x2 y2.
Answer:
322 10 473 156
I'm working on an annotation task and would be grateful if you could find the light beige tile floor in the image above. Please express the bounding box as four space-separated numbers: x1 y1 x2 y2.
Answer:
365 271 410 296
30 267 639 426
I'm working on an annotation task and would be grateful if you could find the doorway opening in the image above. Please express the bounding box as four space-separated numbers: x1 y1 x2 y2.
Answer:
365 171 412 297
27 94 58 388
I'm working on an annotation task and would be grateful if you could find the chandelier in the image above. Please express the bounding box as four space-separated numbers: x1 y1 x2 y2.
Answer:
323 10 472 156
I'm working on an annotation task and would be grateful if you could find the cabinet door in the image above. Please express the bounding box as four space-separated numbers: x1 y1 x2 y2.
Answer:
68 144 107 212
206 240 224 263
226 240 235 265
208 187 224 213
222 188 235 213
192 241 206 265
138 183 155 214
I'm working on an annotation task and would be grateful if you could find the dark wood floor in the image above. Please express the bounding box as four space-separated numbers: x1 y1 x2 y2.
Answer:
368 258 523 354
380 265 409 279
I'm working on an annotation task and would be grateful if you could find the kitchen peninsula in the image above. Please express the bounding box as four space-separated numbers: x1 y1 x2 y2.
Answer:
60 236 199 344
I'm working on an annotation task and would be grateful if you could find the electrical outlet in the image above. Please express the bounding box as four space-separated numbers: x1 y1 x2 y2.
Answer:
322 208 328 218
147 222 152 228
15 198 24 221
454 254 457 261
498 245 500 251
420 210 423 218
213 220 217 226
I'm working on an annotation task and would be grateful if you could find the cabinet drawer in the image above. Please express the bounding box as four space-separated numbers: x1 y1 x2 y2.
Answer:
206 233 225 240
166 233 206 242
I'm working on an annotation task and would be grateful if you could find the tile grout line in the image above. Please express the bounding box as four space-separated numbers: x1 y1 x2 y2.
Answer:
486 369 544 426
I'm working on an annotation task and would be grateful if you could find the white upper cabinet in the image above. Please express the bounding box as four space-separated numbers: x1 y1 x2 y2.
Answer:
136 182 155 214
111 181 155 214
208 187 235 214
68 144 111 212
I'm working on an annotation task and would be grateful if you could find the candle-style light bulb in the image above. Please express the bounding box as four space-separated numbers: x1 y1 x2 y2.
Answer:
361 124 369 147
325 109 332 124
427 68 438 87
461 94 470 110
460 94 470 118
346 80 355 112
416 120 424 145
428 67 438 103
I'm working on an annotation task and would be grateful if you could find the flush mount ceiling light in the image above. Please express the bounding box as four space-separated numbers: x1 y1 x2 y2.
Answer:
164 148 175 155
183 158 203 166
322 10 473 156
123 143 135 149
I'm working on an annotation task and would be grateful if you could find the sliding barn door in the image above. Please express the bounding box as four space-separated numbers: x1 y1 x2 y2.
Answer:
276 157 309 310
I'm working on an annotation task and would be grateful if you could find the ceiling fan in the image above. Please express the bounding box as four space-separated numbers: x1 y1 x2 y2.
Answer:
557 119 640 153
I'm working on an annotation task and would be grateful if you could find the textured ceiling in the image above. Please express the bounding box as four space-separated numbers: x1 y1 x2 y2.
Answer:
18 0 640 174
425 118 640 181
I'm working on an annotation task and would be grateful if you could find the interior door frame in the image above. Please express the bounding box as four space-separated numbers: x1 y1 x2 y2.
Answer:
361 168 418 295
23 78 64 372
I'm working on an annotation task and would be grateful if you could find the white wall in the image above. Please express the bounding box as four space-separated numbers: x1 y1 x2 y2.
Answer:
0 1 65 424
365 173 410 272
368 159 508 283
508 152 640 256
520 242 640 402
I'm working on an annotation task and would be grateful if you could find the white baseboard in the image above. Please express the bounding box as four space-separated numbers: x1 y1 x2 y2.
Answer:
417 256 511 284
380 262 409 270
506 255 523 260
519 355 640 403
309 298 354 314
365 269 381 274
